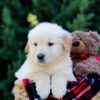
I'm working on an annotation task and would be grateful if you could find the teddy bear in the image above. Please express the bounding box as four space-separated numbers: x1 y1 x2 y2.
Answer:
71 31 100 77
71 31 100 100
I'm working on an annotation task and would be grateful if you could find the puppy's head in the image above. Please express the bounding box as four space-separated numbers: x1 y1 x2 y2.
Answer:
25 22 72 65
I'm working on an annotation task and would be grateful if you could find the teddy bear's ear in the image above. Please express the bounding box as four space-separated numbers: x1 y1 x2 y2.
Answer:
89 31 100 46
24 42 29 53
62 34 72 52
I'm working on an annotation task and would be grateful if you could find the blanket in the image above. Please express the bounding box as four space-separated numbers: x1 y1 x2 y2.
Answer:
15 75 100 100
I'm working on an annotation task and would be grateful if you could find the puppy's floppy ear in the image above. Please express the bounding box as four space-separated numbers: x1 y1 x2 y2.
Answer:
24 42 29 53
62 34 72 52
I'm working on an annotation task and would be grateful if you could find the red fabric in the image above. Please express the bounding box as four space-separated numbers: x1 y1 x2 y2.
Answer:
79 53 90 60
23 79 32 87
79 53 100 62
22 77 100 100
73 80 87 94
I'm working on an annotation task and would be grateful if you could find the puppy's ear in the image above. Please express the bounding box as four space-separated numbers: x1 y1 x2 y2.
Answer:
62 35 72 52
24 42 29 53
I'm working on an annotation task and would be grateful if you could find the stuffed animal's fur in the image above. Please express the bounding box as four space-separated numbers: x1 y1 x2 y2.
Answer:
71 31 100 77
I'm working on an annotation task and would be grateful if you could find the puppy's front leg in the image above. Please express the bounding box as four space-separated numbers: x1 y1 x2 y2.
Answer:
32 72 50 99
51 73 68 99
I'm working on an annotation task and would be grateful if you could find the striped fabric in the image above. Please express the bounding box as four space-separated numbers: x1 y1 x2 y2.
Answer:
22 76 100 100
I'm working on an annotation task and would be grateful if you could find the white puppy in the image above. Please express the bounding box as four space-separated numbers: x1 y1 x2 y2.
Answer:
15 22 76 99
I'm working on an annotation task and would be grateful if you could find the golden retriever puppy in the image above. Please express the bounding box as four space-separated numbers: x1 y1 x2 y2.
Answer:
15 22 76 99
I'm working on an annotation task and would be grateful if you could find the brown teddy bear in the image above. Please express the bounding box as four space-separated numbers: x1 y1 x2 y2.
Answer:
71 31 100 77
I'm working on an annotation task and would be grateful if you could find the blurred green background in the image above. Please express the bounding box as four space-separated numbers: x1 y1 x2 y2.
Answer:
0 0 100 99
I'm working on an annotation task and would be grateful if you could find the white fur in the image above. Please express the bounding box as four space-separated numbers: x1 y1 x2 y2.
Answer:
15 22 76 99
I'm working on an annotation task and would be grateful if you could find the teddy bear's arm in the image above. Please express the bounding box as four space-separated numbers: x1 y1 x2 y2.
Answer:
74 56 100 77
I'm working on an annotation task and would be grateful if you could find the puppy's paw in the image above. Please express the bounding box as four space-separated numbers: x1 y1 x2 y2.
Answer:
36 82 50 99
32 72 50 99
52 82 67 99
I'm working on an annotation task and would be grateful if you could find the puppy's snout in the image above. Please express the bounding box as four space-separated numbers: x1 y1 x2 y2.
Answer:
72 41 80 47
37 53 45 61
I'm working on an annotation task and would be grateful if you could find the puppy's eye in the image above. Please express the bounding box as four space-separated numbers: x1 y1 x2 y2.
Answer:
34 43 37 46
48 42 54 46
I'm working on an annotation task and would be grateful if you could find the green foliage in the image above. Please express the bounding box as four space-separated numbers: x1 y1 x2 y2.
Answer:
0 0 100 99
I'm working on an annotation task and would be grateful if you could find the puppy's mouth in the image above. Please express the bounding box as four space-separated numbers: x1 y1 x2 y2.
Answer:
37 59 49 66
38 59 45 63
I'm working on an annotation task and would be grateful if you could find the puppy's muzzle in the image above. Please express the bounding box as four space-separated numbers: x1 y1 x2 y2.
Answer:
37 53 45 63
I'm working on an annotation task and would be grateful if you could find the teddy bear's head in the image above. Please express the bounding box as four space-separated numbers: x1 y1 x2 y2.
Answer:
71 31 100 55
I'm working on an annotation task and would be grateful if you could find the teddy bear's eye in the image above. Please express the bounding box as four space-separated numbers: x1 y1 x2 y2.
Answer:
48 42 54 46
34 43 37 46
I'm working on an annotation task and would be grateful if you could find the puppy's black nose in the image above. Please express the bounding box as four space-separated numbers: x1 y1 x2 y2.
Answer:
37 53 45 60
72 41 80 47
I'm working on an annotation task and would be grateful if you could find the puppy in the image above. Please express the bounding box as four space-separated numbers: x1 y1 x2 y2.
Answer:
15 22 76 99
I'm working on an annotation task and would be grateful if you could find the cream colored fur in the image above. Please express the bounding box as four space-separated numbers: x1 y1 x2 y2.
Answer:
15 22 76 99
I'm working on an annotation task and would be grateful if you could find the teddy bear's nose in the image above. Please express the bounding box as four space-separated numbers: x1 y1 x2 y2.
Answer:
72 41 80 46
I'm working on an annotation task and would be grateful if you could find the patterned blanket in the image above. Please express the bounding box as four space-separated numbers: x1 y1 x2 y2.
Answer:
18 75 100 100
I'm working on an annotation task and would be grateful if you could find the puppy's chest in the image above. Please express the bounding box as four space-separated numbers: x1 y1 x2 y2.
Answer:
35 65 64 75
